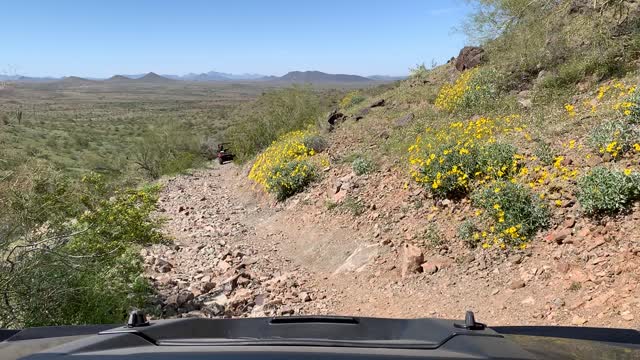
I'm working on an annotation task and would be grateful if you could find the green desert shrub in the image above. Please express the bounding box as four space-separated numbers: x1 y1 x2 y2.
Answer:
577 167 640 215
534 141 555 166
303 134 329 153
409 63 429 78
351 156 375 175
587 119 640 160
134 127 203 179
472 180 550 246
342 196 365 216
628 90 640 124
423 223 443 248
265 160 316 201
458 219 480 248
339 91 365 109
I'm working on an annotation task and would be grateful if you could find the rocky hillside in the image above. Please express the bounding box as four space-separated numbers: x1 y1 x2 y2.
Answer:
145 66 640 326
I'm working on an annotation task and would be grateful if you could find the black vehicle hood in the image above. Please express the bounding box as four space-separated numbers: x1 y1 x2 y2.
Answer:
2 317 640 360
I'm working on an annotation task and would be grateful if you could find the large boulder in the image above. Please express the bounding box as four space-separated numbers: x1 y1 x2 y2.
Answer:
454 46 485 72
354 107 370 121
401 243 424 278
370 99 385 108
327 109 345 126
394 113 414 128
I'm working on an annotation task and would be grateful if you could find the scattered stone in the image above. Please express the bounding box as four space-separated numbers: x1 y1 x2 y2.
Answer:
521 297 535 305
156 258 174 273
571 316 587 325
621 311 634 321
552 298 565 308
587 236 606 251
509 280 526 290
217 260 232 272
421 262 438 275
299 292 312 302
547 228 572 244
556 262 570 274
167 291 194 307
202 282 217 293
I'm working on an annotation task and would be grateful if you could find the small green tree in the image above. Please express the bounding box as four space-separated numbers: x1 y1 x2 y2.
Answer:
0 162 164 328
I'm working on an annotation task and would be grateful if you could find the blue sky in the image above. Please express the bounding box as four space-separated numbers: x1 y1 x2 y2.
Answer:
2 0 472 77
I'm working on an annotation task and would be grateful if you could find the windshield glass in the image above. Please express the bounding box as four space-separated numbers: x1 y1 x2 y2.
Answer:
2 0 640 357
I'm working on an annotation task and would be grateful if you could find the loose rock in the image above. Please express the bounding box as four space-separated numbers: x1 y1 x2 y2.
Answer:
509 280 526 290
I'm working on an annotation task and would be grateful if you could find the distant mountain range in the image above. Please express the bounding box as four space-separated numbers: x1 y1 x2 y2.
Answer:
0 70 407 84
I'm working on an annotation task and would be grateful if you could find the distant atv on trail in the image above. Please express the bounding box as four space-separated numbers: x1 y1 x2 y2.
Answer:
216 143 235 165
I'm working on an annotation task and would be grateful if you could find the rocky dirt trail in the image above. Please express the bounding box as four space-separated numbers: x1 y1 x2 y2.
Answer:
143 164 640 329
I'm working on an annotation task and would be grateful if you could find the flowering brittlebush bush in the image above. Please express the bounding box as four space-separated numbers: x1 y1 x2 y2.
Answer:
564 80 640 159
588 119 640 159
435 69 475 112
566 81 637 116
409 115 580 248
71 184 164 256
434 67 501 113
339 91 365 109
577 167 640 215
471 181 549 248
408 115 527 197
628 90 640 124
249 130 328 201
265 159 316 201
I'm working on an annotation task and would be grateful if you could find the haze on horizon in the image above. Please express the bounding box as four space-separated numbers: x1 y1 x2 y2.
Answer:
2 0 471 78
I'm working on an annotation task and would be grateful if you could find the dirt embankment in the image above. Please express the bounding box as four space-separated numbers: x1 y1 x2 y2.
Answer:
144 162 640 328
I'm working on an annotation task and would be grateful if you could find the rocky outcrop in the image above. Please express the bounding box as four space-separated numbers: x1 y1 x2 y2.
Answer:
454 46 485 71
